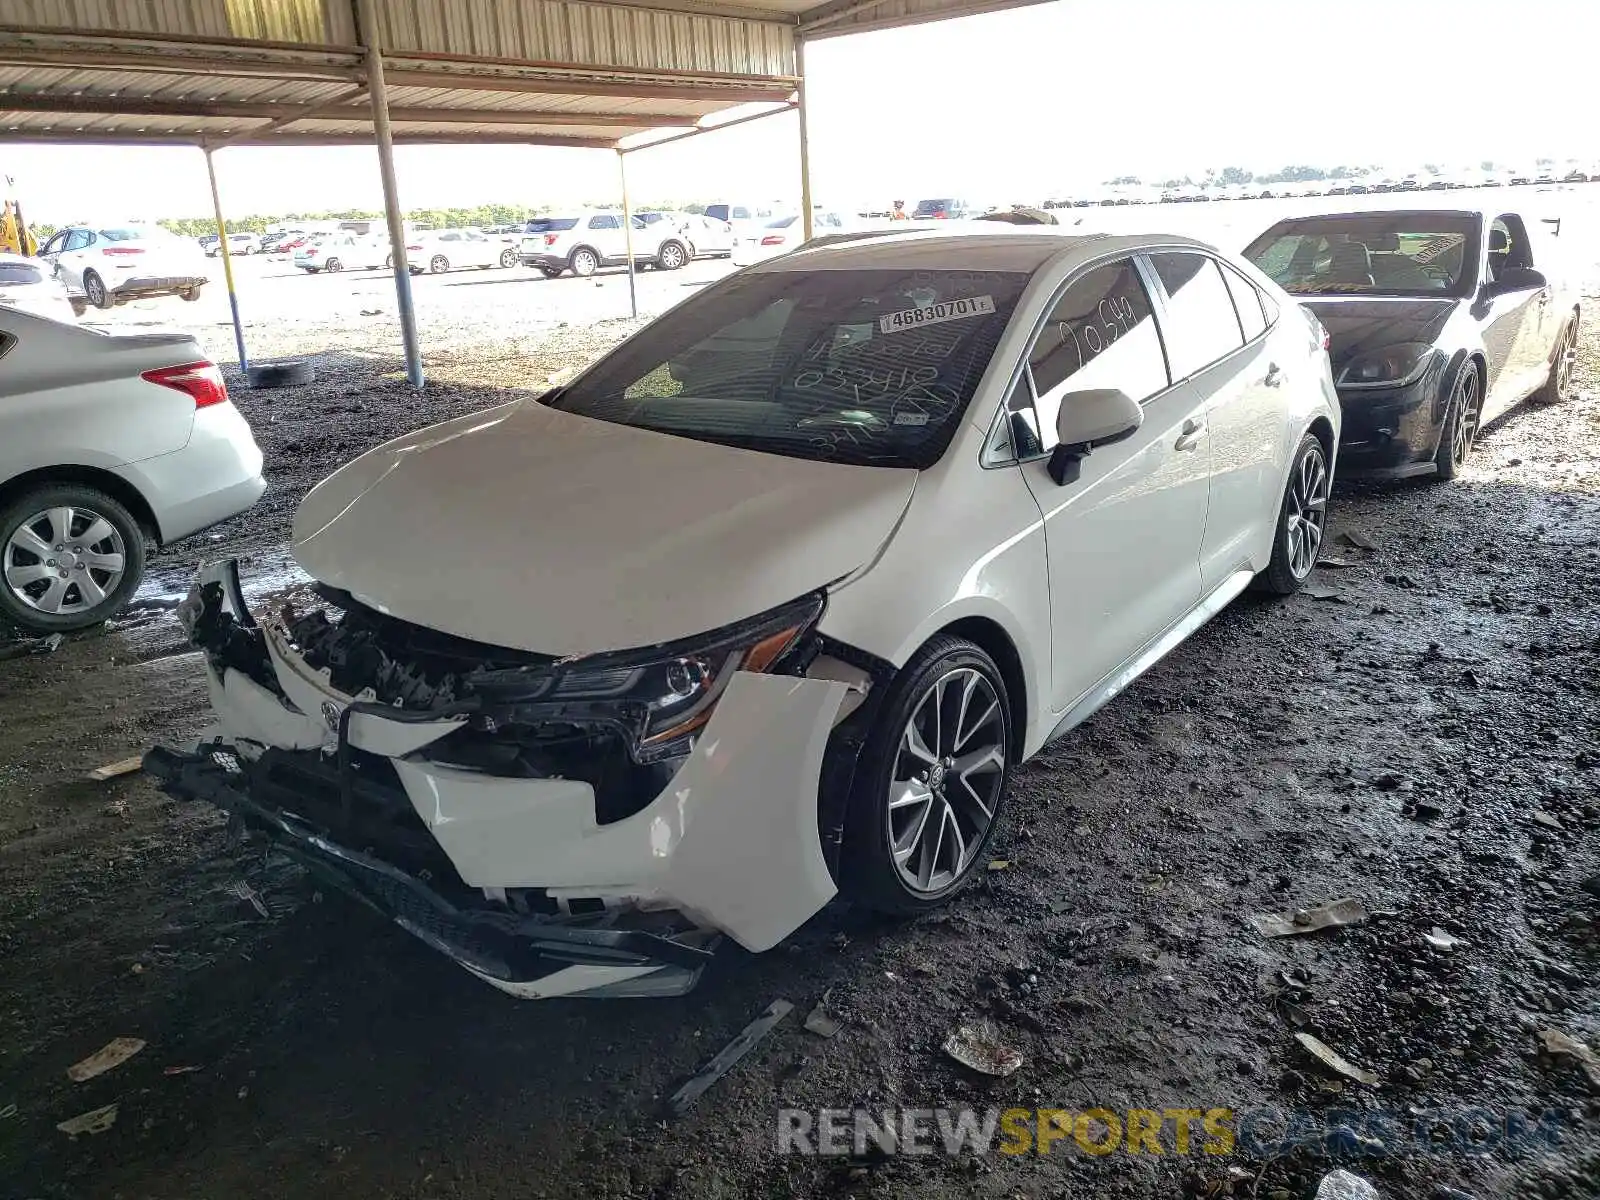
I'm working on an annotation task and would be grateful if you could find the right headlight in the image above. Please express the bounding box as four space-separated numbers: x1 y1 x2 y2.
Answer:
1336 342 1436 390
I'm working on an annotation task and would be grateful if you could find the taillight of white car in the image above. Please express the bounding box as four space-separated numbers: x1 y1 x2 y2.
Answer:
141 361 230 409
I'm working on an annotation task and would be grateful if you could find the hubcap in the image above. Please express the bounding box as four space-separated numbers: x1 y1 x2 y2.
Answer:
4 506 126 615
887 667 1006 896
1284 445 1329 580
1451 371 1480 466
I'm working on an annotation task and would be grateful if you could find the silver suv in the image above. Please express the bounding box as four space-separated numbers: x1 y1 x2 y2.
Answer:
519 212 689 279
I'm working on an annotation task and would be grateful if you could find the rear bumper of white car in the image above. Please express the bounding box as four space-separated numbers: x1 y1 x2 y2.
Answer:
148 563 870 1000
120 403 266 544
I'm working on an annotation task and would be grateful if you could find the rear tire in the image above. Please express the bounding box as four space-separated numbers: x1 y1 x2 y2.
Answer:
179 287 201 301
1532 313 1578 404
842 635 1013 915
1257 431 1330 595
429 255 449 274
1434 360 1481 481
499 248 517 268
325 258 343 272
656 240 688 271
0 485 146 633
83 270 111 310
570 247 599 278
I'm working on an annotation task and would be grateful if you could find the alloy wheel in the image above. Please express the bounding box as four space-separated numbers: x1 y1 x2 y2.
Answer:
1284 444 1329 580
887 667 1007 897
430 255 448 273
84 272 107 309
1554 323 1577 399
1451 369 1480 467
4 506 127 616
660 242 686 270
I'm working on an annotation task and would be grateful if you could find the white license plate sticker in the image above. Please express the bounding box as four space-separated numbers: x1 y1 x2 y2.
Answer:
878 295 995 334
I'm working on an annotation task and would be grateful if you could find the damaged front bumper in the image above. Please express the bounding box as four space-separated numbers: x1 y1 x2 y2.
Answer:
149 562 866 1000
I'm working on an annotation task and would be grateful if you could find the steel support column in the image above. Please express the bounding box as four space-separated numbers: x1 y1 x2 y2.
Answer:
202 146 248 373
618 149 638 320
796 36 814 242
355 0 423 389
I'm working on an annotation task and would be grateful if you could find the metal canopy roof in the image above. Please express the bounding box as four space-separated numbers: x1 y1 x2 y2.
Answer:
0 0 1050 149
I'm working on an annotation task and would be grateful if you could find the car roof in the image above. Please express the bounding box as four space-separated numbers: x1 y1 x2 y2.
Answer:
750 228 1119 274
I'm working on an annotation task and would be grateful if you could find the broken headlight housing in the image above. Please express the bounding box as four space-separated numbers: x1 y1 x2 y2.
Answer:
471 592 826 762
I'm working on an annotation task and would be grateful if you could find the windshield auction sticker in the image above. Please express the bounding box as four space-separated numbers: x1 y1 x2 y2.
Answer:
879 295 995 334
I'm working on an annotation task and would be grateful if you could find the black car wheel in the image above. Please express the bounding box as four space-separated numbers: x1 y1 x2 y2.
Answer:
1533 314 1579 404
1434 361 1481 481
83 270 111 310
1257 432 1330 595
843 635 1013 914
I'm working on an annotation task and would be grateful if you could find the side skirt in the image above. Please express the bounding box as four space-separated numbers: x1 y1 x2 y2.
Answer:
1042 568 1256 748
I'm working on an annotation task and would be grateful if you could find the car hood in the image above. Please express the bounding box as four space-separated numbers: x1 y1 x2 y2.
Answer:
292 400 918 655
1300 297 1459 375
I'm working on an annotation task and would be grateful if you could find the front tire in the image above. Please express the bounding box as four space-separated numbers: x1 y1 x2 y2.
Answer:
1532 314 1578 404
843 636 1013 914
429 255 449 274
1258 431 1330 595
499 248 518 268
83 270 111 310
1434 360 1481 481
0 486 146 633
324 258 343 272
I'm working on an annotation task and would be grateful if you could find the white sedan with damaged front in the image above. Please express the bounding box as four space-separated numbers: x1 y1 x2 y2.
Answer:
148 229 1340 1000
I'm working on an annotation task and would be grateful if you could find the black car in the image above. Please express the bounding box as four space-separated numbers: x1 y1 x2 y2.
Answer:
1244 209 1580 480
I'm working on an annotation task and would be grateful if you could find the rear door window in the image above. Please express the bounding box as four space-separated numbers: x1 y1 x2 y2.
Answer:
1219 263 1268 342
1025 257 1169 449
1148 252 1246 378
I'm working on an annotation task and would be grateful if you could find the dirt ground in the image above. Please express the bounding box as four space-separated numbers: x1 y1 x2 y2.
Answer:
1 289 1598 1199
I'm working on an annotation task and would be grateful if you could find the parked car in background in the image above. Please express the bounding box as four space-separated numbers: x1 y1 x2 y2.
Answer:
406 228 517 274
40 224 208 310
0 308 265 632
0 254 81 320
702 202 785 240
206 232 260 257
1244 208 1579 480
519 211 689 278
912 198 974 220
295 234 390 274
152 229 1338 1001
681 212 735 258
730 211 851 265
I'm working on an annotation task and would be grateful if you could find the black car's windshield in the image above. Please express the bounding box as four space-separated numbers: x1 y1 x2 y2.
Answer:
1244 213 1480 297
547 267 1029 468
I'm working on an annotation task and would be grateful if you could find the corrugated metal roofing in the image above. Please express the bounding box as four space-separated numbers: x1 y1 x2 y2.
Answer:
0 0 1044 148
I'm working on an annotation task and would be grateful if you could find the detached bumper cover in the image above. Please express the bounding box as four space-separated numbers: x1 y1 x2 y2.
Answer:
144 744 715 999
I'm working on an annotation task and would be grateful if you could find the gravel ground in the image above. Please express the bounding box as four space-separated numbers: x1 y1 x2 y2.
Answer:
0 203 1597 1200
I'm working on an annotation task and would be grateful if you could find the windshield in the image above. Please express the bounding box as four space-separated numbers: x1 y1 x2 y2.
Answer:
547 267 1029 468
1244 213 1480 297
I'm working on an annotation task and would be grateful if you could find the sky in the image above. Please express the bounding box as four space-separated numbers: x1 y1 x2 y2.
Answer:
2 0 1593 224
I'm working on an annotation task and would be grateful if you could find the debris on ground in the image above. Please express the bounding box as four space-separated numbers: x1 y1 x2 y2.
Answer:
162 1065 202 1076
230 879 270 919
66 1036 146 1083
1538 1028 1600 1089
56 1103 119 1137
1300 585 1345 602
1294 1032 1379 1086
1423 928 1464 952
0 632 63 662
668 1000 793 1115
802 1003 840 1039
1317 555 1356 568
1340 529 1378 550
1530 810 1564 831
987 858 1010 871
1250 898 1369 938
86 756 145 782
942 1020 1024 1077
1316 1169 1382 1199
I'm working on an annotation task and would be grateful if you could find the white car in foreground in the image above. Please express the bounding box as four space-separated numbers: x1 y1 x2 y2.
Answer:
150 230 1338 1000
405 228 517 274
0 310 266 632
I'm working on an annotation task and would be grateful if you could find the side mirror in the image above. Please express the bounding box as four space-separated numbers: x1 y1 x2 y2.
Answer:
1048 388 1143 485
1487 265 1547 295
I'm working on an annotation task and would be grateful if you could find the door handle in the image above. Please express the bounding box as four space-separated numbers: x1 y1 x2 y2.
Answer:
1174 418 1206 452
1264 361 1283 387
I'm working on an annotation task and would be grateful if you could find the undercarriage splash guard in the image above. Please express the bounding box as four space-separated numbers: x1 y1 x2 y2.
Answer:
143 745 716 1000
